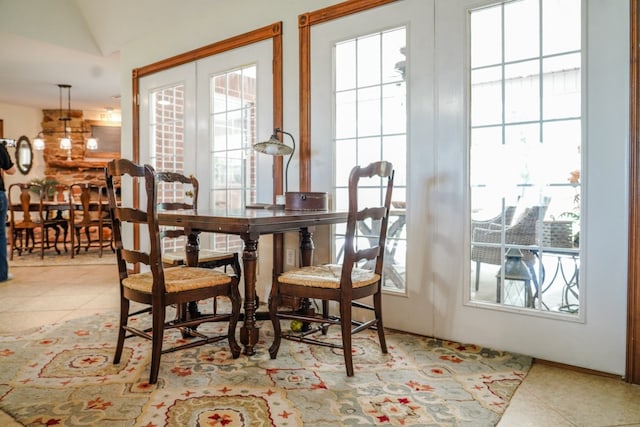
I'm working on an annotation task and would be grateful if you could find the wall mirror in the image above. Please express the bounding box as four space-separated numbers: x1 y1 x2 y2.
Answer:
15 135 32 175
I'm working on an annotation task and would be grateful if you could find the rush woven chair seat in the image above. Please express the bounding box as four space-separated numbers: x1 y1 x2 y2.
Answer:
105 159 241 384
268 160 394 377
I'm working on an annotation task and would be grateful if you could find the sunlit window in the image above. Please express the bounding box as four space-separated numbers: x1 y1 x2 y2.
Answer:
334 27 407 292
210 65 258 251
149 84 187 252
469 0 581 314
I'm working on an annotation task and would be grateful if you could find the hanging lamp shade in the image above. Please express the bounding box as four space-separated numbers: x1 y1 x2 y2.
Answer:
253 133 294 156
86 136 98 150
58 83 72 151
33 132 45 151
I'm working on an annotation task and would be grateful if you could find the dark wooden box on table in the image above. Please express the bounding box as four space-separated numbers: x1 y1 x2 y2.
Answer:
285 192 328 211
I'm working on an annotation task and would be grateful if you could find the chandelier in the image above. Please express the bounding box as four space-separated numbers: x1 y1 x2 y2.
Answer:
33 83 99 154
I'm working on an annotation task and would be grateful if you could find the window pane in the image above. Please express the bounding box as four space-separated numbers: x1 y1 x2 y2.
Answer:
382 83 406 135
382 28 406 84
336 139 357 187
357 34 381 87
505 60 540 123
543 0 581 56
504 0 539 62
470 6 502 68
382 135 406 186
471 67 502 126
542 120 581 184
357 136 381 167
504 123 541 185
357 87 381 137
336 40 356 91
543 53 581 120
336 90 357 139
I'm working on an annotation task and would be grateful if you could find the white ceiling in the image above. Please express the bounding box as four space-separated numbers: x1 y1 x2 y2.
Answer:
0 0 217 113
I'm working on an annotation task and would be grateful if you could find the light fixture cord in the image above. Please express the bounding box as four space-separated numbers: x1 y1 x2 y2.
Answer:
276 128 296 193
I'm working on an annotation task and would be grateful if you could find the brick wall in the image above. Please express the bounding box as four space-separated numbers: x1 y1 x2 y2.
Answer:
39 109 110 186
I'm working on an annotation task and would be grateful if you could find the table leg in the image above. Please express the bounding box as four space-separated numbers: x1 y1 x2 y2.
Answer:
299 227 314 266
184 231 202 318
185 230 200 267
240 234 259 355
298 227 320 325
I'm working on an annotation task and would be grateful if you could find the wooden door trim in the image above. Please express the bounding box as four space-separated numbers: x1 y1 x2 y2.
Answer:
628 0 639 384
298 0 397 191
130 22 283 256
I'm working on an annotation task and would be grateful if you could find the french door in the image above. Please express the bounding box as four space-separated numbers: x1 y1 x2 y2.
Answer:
138 40 276 301
308 0 628 376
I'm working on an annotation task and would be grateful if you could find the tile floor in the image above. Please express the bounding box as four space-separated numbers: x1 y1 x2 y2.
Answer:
0 263 639 426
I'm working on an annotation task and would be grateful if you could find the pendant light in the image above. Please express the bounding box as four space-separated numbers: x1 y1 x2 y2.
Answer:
58 84 72 160
33 132 45 150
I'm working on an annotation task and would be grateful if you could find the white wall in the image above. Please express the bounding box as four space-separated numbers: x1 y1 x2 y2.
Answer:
118 0 344 178
0 102 46 187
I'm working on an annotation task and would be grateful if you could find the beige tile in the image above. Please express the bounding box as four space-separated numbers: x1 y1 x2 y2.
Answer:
501 363 640 426
0 409 22 427
0 310 71 334
58 309 117 323
0 285 49 302
77 292 120 310
3 294 96 312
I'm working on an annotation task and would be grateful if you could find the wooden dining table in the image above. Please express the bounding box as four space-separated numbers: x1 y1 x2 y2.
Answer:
157 206 348 356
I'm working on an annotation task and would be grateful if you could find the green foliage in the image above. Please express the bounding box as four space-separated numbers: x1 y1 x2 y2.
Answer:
28 177 59 197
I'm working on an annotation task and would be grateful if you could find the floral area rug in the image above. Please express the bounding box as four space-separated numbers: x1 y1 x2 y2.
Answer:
0 311 531 426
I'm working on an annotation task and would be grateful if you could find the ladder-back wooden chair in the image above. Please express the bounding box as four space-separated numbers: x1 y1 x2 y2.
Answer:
8 183 63 259
105 158 241 384
156 171 241 276
156 171 242 317
41 182 71 253
268 161 394 376
69 182 113 257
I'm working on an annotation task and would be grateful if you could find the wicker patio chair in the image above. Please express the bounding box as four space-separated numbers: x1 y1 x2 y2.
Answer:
471 205 547 297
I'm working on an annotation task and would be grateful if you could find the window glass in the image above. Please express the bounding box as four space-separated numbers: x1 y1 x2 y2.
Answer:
469 0 581 314
334 27 407 293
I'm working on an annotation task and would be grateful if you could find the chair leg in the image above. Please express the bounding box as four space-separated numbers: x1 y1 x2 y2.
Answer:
149 303 166 384
321 300 330 335
52 226 61 254
231 253 242 281
373 290 387 353
113 298 130 365
475 261 481 291
70 226 75 258
98 225 103 258
340 298 354 377
62 224 68 252
268 284 282 359
39 226 45 259
84 227 91 252
227 282 242 358
74 228 81 255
